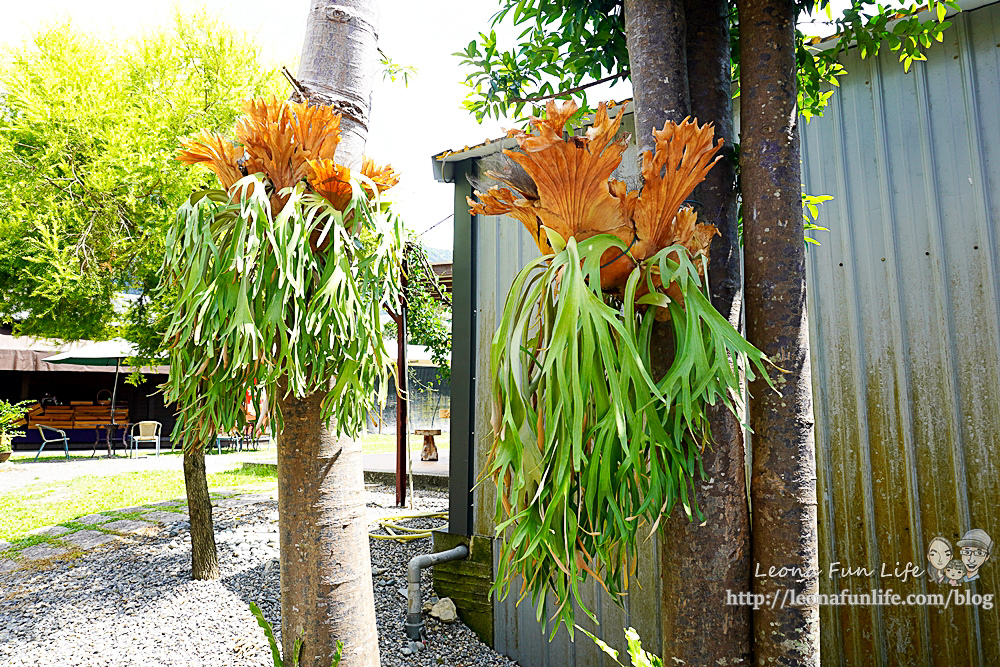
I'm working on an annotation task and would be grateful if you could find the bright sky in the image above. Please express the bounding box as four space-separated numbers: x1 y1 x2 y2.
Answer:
1 0 862 250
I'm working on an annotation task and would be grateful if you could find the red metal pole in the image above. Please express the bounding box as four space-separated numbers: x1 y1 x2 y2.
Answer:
395 267 408 507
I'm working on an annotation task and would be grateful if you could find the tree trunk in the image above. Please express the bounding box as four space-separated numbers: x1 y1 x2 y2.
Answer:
623 0 689 158
624 0 689 386
656 1 752 664
277 383 379 667
183 444 219 581
625 2 749 662
738 0 820 664
295 0 380 167
278 5 381 665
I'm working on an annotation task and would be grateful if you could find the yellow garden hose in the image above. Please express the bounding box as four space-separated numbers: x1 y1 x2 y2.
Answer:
368 511 448 541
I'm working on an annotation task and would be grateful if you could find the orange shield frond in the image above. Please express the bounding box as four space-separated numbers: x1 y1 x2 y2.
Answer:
235 97 344 197
360 156 399 198
631 117 723 258
307 159 354 211
468 186 550 253
177 130 245 190
504 101 633 243
286 99 341 162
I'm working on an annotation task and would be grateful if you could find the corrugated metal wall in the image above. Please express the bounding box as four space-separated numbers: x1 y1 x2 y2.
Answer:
801 4 1000 665
460 3 1000 663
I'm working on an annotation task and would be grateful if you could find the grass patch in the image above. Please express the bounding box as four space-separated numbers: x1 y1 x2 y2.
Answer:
361 432 450 455
0 466 276 539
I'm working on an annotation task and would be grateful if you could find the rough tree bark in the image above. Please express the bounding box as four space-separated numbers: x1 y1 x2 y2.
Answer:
738 0 820 664
623 0 689 158
657 1 752 664
624 1 750 663
275 3 382 666
183 443 219 581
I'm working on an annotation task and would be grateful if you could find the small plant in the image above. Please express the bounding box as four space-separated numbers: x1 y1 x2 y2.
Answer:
250 601 343 667
0 399 34 448
580 626 663 667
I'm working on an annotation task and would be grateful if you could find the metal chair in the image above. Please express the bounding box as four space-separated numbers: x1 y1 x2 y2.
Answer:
128 421 162 457
35 425 70 461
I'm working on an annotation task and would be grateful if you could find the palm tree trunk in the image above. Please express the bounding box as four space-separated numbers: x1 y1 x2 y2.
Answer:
738 0 820 663
183 443 219 580
275 3 381 665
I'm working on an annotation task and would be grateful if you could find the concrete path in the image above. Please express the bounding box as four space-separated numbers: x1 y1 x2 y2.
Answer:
363 450 450 477
0 448 276 492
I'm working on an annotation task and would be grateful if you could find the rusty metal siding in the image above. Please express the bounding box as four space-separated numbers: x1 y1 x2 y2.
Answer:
802 4 1000 665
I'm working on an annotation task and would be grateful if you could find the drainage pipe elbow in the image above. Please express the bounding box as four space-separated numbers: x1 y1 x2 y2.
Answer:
404 543 470 640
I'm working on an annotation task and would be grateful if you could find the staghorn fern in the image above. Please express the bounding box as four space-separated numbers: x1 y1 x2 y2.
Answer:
487 232 771 634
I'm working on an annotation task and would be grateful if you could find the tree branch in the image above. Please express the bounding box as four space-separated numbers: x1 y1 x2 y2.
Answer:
511 69 630 105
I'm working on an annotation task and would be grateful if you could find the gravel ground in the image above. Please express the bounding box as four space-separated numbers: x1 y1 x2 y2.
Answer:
0 486 516 667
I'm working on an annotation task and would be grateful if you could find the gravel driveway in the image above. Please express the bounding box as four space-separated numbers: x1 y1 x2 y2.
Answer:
0 485 516 667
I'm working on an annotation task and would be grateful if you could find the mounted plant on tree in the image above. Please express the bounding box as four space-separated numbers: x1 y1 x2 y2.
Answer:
162 95 401 664
470 99 771 633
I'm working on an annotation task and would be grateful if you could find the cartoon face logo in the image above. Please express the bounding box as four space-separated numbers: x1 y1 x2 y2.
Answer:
944 559 967 583
956 529 992 581
927 537 952 573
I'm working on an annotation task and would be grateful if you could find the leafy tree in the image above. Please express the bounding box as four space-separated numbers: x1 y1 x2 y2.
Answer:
0 14 283 582
0 15 281 339
392 239 451 382
456 0 959 123
166 96 400 666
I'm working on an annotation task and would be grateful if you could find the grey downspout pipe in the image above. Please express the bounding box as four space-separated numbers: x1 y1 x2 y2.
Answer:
404 544 470 640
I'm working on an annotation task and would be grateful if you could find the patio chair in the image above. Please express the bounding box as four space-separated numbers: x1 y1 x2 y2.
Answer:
128 421 162 457
214 431 239 455
35 425 70 462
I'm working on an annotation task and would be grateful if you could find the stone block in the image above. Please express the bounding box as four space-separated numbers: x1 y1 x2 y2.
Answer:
75 514 114 525
141 511 189 524
60 530 117 550
19 543 69 560
102 519 156 534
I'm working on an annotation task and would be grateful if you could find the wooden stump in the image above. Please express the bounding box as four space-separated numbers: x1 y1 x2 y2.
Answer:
415 429 441 462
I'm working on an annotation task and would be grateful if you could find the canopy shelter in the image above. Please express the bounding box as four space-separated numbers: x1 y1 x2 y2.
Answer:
44 339 143 455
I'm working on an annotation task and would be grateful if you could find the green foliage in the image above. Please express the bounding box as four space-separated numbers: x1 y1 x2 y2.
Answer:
488 233 771 634
580 626 663 667
0 399 34 440
379 50 418 87
250 602 343 667
400 240 452 382
161 177 403 447
455 1 958 122
802 193 833 245
0 15 282 341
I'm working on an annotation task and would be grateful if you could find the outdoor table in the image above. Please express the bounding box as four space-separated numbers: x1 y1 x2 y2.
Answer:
92 422 127 458
415 428 441 461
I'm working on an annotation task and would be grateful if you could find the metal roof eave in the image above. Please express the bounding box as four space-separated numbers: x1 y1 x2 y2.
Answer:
432 99 634 182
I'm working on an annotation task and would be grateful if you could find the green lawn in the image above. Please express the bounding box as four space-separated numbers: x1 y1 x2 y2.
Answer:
0 467 276 541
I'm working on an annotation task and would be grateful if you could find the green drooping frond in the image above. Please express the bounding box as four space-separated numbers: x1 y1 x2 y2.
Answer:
161 175 403 448
487 233 771 635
